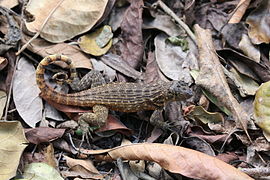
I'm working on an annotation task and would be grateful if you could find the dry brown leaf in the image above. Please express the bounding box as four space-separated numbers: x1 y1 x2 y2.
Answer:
86 143 253 180
194 24 251 141
23 35 92 69
24 127 65 144
25 0 108 42
119 0 144 69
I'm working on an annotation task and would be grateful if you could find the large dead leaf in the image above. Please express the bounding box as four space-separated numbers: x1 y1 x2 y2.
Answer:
13 57 43 127
194 25 250 141
0 121 28 180
25 0 108 43
154 33 192 82
85 143 253 180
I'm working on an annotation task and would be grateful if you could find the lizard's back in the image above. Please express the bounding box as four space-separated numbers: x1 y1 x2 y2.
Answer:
36 55 192 112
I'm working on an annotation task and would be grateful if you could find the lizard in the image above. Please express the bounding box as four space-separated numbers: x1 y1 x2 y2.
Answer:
36 54 193 129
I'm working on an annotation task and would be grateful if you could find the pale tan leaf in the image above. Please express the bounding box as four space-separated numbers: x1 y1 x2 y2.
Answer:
13 57 43 127
86 143 253 180
194 25 251 141
25 0 108 43
0 121 28 180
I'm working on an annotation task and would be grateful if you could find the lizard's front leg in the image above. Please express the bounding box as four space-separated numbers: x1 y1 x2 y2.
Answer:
79 104 108 128
77 104 108 144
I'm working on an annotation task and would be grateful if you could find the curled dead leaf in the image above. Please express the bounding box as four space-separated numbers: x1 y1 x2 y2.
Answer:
85 143 253 180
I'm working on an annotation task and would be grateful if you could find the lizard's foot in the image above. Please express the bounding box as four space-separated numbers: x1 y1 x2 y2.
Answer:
77 119 93 148
150 110 174 131
79 105 108 127
76 105 109 146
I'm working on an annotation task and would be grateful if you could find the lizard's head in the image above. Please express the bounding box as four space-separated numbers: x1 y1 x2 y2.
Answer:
167 81 193 101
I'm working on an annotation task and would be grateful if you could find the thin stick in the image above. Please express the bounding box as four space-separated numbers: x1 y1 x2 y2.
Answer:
156 0 197 44
16 0 65 55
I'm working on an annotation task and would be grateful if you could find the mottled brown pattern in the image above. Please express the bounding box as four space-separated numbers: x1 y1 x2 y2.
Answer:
36 55 193 112
36 55 192 126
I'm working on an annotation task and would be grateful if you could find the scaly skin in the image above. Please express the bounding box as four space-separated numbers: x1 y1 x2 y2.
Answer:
36 55 192 127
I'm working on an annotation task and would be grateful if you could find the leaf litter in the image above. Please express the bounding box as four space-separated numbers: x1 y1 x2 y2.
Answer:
3 0 270 179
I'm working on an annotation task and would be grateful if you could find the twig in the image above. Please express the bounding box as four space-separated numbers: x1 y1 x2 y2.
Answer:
16 0 65 55
156 0 197 44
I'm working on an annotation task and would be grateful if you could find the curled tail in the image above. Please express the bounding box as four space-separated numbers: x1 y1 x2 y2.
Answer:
36 54 77 103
